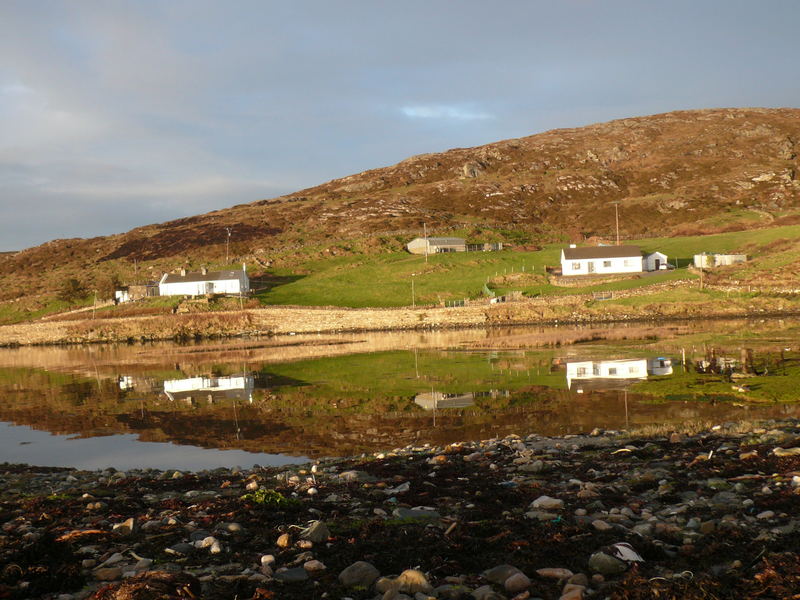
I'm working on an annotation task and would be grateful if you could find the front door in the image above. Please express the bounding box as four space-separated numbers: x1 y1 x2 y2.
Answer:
587 261 595 273
655 259 661 270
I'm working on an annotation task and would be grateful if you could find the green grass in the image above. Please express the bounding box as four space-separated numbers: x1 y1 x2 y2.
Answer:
254 224 800 308
0 296 93 325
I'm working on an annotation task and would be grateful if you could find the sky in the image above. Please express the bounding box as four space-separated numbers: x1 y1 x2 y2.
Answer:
1 1 799 251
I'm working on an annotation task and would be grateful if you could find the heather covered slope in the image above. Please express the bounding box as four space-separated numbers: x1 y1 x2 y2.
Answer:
2 108 799 312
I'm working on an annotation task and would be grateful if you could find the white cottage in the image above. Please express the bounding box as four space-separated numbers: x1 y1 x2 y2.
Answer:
560 245 643 276
159 265 250 297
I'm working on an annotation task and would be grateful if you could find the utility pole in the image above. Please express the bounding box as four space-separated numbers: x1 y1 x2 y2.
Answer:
225 227 232 264
423 222 428 264
612 201 621 246
411 273 416 307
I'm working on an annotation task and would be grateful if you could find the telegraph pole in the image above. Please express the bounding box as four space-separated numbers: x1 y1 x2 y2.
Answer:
612 201 620 246
423 222 428 263
225 227 232 264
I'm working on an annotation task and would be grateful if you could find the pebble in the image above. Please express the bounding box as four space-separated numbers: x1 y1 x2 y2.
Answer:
339 561 380 588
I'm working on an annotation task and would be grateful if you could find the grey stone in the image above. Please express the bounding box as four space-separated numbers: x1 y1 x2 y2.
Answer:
588 552 627 576
274 567 309 583
338 470 377 483
530 495 564 510
483 564 522 585
300 520 331 543
472 584 506 600
504 572 531 593
339 561 380 588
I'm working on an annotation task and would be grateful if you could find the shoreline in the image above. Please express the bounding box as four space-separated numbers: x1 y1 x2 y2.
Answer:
2 296 800 347
2 419 799 599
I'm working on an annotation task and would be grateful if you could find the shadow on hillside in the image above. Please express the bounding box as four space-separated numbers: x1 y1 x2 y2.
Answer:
250 274 305 296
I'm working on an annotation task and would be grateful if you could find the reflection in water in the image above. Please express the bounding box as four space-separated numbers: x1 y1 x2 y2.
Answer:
162 374 256 403
414 390 510 410
1 318 800 469
565 357 673 393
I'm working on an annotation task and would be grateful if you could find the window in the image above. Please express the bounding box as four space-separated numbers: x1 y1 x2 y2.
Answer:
577 367 587 376
628 366 638 374
603 260 612 268
572 262 581 270
608 367 617 375
623 259 631 267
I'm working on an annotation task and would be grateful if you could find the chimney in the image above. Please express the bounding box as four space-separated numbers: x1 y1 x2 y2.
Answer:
569 244 577 248
242 262 246 272
201 267 207 275
180 268 186 276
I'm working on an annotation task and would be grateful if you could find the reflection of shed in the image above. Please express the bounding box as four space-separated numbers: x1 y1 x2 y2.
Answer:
566 359 648 392
647 357 673 376
414 391 474 410
693 253 747 268
163 375 255 403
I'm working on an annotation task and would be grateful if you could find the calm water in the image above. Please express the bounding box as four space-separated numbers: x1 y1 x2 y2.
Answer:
1 318 799 470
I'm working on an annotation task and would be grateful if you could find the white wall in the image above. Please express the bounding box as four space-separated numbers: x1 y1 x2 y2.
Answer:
561 253 642 276
643 252 668 272
159 271 249 296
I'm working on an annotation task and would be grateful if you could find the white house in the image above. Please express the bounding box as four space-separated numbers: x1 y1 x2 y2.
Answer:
159 265 249 297
643 251 669 272
560 245 643 276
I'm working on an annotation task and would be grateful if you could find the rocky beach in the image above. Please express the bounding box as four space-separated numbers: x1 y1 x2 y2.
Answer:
1 421 799 599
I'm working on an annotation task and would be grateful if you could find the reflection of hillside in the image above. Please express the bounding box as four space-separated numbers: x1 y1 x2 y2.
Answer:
3 381 800 458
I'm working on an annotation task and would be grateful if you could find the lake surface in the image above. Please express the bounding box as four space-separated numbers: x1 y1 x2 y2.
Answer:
1 318 799 470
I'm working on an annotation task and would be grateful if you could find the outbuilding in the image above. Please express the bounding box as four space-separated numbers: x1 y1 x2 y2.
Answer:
159 265 250 297
407 237 467 254
693 253 747 268
643 251 669 272
560 245 643 276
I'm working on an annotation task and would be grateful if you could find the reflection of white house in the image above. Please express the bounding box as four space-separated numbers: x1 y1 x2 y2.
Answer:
561 245 643 276
566 357 673 392
163 375 255 403
159 266 249 297
566 359 648 392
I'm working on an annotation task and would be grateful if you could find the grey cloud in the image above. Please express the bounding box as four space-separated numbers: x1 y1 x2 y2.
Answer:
1 0 799 250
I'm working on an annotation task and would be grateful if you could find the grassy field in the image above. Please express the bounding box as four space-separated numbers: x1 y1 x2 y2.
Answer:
254 225 800 308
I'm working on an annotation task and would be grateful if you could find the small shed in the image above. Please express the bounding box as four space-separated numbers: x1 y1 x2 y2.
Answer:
114 282 159 303
693 253 747 268
159 265 250 297
643 251 668 271
407 237 466 255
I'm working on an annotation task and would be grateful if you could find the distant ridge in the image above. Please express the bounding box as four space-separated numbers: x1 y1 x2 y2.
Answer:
2 107 800 301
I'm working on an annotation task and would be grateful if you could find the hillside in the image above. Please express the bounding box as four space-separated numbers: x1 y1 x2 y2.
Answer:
1 107 800 315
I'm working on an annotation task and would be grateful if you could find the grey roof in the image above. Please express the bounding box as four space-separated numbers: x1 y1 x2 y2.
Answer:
562 245 642 260
162 269 244 284
426 237 465 245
